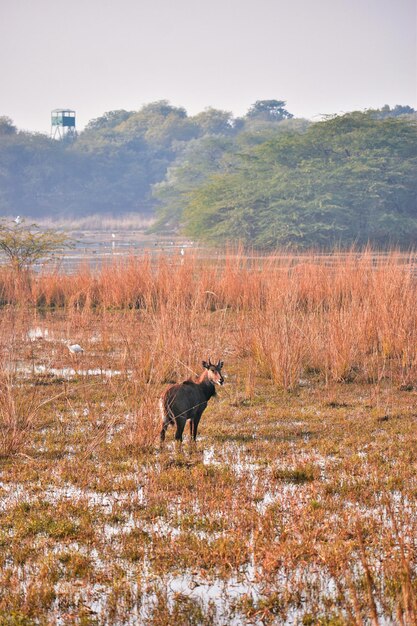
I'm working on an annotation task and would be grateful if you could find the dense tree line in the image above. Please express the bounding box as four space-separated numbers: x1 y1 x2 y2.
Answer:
179 112 417 248
0 101 415 248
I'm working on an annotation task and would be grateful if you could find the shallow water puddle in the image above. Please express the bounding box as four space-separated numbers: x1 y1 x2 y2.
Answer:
14 363 125 378
27 327 51 341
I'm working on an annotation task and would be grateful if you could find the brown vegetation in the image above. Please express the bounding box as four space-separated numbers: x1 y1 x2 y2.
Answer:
0 250 416 624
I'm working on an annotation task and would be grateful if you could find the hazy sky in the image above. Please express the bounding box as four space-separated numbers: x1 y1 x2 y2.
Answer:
1 0 416 133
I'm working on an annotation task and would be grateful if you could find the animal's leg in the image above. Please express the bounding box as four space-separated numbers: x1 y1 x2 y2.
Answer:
192 415 201 442
175 417 186 442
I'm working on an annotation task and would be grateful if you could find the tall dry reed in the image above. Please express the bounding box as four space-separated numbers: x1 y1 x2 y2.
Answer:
0 368 64 458
0 250 415 389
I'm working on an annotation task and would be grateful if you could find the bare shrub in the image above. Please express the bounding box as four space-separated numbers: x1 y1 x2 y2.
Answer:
0 370 60 458
250 308 307 390
122 384 162 452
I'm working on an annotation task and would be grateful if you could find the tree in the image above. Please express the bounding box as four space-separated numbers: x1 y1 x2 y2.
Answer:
246 100 293 121
0 117 17 135
151 135 236 232
84 109 132 131
0 219 70 272
191 108 235 136
180 112 417 249
369 104 416 119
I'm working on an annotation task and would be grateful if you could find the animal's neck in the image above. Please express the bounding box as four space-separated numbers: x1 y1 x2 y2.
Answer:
196 371 216 399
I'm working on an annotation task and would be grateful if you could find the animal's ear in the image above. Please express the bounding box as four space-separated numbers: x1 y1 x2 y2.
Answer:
202 360 209 369
218 360 224 369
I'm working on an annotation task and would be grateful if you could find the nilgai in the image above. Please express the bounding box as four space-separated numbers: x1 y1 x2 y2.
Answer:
160 359 224 444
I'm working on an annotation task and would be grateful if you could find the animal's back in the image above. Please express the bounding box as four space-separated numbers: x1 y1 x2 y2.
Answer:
163 380 204 420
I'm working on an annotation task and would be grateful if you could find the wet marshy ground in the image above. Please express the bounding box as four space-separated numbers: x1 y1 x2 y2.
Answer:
0 320 417 625
0 267 416 625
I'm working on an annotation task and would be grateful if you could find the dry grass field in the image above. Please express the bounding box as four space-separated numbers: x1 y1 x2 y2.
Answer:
0 250 416 625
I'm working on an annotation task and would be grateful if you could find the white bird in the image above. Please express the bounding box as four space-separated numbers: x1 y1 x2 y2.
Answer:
68 344 84 355
112 233 116 239
14 216 21 224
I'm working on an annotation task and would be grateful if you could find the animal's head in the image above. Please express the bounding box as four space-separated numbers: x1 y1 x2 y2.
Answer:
202 358 224 386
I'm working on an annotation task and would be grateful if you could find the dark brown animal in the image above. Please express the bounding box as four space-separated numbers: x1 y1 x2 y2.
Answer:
160 359 224 444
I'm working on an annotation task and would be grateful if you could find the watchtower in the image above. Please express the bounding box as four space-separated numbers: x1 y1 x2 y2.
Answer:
51 109 76 140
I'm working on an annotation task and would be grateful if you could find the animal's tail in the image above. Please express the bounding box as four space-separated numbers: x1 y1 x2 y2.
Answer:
160 395 174 421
